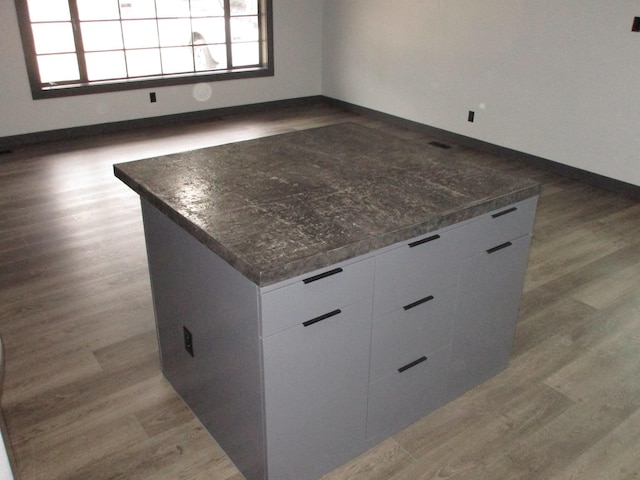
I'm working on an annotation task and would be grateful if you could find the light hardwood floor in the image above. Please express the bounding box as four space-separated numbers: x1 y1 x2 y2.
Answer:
1 103 639 480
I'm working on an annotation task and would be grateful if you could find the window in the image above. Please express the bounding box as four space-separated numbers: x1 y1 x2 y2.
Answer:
14 0 273 99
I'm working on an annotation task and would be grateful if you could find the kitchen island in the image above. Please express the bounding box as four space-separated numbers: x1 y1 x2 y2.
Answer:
114 123 540 480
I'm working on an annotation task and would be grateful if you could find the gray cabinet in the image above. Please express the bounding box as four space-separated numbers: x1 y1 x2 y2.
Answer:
367 344 451 442
449 197 538 398
261 259 374 480
367 196 537 442
366 226 461 443
449 234 533 398
263 297 372 480
372 226 463 316
261 258 374 337
140 195 537 480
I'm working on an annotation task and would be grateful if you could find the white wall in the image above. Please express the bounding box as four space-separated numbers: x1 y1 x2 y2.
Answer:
4 1 639 187
0 0 323 137
322 0 640 187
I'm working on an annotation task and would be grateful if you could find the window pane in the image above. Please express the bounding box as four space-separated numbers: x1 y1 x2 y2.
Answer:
77 0 120 21
27 0 70 22
230 0 258 16
191 18 226 44
126 49 162 77
231 17 258 42
86 51 127 80
158 19 192 47
195 44 225 71
232 41 258 67
81 21 124 51
37 53 79 82
156 0 190 18
32 23 75 54
120 0 157 19
122 20 159 48
161 46 194 73
190 0 224 17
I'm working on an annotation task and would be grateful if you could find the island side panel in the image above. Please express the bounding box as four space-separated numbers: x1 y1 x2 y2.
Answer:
141 200 266 480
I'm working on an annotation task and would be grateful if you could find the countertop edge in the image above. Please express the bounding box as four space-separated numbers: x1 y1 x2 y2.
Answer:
255 183 541 287
114 164 257 280
117 155 540 287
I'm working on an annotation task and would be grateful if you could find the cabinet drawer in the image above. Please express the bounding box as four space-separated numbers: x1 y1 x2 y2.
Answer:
370 283 455 382
367 345 450 442
261 257 375 337
373 226 465 315
460 196 538 257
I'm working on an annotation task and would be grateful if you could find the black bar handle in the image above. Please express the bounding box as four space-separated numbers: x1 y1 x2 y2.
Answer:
491 206 517 218
303 267 343 284
398 356 428 373
409 234 440 248
403 295 434 311
303 309 342 327
487 241 513 254
428 141 451 150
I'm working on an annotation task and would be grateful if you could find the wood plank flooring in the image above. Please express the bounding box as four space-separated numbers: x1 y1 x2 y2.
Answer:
1 103 639 480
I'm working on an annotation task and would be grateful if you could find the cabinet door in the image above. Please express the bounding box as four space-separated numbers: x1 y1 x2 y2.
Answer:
449 234 532 399
262 298 371 480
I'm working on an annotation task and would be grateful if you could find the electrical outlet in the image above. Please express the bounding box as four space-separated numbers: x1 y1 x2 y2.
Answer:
632 17 640 32
183 326 194 357
468 111 475 122
150 92 157 103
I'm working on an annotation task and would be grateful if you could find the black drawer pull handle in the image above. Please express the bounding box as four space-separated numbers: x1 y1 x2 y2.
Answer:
428 141 451 149
303 309 342 327
491 206 517 218
303 268 343 284
398 356 428 373
487 241 513 254
409 234 440 248
403 295 434 311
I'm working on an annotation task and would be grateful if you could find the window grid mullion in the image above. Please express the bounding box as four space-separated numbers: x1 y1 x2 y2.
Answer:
259 0 267 66
189 0 195 70
67 0 88 84
257 0 263 65
224 0 233 68
152 0 163 75
116 2 130 79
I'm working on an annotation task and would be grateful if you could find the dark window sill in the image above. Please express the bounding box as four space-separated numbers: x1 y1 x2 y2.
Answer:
31 66 274 100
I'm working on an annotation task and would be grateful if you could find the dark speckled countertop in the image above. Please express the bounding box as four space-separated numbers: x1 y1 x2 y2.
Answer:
114 123 540 287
